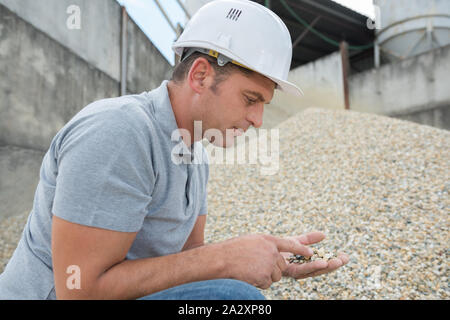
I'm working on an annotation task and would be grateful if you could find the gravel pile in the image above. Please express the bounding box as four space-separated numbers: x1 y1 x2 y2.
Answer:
205 108 449 300
0 210 28 273
1 108 448 299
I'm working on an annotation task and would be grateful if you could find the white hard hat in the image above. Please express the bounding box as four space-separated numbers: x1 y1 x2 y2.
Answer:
172 0 303 97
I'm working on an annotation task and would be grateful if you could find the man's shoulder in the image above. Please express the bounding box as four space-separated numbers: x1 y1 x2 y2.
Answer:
88 92 153 118
52 92 159 152
77 92 158 134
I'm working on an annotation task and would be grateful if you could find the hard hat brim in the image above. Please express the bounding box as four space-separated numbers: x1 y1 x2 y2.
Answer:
268 75 304 97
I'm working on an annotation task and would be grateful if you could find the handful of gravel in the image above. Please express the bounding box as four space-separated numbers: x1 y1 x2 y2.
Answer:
288 247 337 264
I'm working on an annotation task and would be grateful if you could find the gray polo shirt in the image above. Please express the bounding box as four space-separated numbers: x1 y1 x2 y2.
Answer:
0 80 209 299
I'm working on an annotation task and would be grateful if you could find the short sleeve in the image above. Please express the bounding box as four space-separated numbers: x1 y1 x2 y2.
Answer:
52 110 155 232
198 193 208 216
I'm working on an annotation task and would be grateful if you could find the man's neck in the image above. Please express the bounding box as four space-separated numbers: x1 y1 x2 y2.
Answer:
167 80 195 147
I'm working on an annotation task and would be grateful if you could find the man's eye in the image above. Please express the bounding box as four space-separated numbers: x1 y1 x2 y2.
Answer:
246 97 257 104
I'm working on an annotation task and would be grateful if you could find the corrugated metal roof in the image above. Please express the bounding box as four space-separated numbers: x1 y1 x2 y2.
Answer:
252 0 375 70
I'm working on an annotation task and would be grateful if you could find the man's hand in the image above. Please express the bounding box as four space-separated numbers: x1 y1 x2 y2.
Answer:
280 232 350 279
218 234 314 289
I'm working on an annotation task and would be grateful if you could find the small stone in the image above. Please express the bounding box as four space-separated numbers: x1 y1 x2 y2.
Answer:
317 248 325 257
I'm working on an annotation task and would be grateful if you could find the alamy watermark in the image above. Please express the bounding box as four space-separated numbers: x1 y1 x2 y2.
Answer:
171 121 280 176
66 5 81 30
66 264 81 289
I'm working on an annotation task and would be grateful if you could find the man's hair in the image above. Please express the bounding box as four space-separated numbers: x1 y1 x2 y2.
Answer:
170 51 255 94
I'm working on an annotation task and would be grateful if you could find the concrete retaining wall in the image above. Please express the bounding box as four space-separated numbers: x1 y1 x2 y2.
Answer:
0 2 173 151
0 4 120 151
349 44 450 130
263 44 450 131
0 0 122 81
263 51 345 129
0 1 173 220
126 16 173 94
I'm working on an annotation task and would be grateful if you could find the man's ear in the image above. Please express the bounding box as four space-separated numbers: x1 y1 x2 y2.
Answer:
187 57 215 94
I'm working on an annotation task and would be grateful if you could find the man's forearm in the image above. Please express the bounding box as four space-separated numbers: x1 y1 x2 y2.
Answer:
91 242 225 300
182 241 205 251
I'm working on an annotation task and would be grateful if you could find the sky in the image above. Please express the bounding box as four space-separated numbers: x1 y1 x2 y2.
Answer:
332 0 375 19
116 0 375 66
115 0 189 66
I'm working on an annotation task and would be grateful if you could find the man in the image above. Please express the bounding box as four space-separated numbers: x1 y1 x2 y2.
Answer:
0 0 348 299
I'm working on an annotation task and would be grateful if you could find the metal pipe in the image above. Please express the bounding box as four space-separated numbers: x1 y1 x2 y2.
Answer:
154 0 177 34
375 14 450 38
340 41 350 110
174 0 191 19
121 6 128 96
292 15 321 48
377 26 450 48
374 42 380 68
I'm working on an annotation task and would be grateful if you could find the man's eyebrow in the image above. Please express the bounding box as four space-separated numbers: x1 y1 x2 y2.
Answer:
243 90 270 103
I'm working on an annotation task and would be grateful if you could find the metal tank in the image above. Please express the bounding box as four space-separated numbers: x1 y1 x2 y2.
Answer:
374 0 450 64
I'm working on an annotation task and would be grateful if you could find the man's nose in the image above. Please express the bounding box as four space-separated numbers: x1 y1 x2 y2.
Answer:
247 103 264 128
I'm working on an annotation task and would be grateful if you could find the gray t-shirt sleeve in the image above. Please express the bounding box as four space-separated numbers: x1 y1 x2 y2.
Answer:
198 198 207 216
52 109 155 232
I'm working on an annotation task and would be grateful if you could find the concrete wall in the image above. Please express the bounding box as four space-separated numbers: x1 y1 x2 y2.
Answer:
263 43 450 131
126 16 173 94
0 1 173 220
349 44 450 130
394 105 450 130
262 51 345 129
0 5 119 151
0 4 120 151
0 2 173 151
0 0 122 81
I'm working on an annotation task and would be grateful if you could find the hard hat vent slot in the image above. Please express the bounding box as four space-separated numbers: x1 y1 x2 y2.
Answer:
226 8 242 21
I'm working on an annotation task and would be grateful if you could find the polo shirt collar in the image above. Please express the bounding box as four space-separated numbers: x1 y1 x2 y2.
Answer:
151 80 179 138
150 80 197 160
